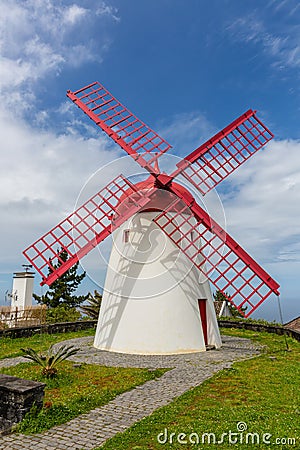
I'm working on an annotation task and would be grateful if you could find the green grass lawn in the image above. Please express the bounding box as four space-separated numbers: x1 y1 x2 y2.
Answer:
1 359 166 434
0 328 95 360
1 328 299 447
96 329 300 450
0 328 166 433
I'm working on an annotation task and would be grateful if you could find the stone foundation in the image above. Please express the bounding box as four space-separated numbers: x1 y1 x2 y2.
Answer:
0 374 45 434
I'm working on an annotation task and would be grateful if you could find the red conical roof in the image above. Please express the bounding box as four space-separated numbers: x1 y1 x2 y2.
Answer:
116 175 194 213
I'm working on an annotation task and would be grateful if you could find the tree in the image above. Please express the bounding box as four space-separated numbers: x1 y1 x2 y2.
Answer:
33 248 88 308
213 290 247 318
213 290 230 303
80 290 102 319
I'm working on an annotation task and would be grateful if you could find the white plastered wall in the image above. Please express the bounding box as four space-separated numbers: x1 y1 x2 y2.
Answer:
11 272 34 310
94 212 221 354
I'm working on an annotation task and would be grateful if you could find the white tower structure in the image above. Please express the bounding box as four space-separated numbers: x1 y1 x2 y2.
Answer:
11 271 34 310
94 180 222 354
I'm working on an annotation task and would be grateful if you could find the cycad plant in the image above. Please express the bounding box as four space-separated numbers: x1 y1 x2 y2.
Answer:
20 344 79 378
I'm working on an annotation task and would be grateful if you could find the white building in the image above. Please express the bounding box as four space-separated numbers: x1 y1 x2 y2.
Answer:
94 179 222 354
11 271 35 310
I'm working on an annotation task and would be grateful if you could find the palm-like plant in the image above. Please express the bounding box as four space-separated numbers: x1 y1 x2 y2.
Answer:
80 290 102 319
20 344 79 378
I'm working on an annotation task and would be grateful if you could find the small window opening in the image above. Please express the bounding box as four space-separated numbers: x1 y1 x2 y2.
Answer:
124 229 130 243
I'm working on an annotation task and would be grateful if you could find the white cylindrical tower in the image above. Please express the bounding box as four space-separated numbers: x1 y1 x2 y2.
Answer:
94 181 221 354
11 271 35 310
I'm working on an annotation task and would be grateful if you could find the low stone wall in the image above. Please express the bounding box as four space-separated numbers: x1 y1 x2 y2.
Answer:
0 320 97 339
0 374 45 435
0 318 299 342
218 319 300 342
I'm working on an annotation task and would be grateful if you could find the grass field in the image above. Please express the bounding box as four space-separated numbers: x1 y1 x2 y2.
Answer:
0 328 95 360
0 328 166 433
96 329 300 450
1 356 166 433
1 327 299 447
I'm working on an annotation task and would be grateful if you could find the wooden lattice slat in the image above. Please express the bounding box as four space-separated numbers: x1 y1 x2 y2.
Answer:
154 197 279 317
67 82 172 174
23 175 155 285
173 110 273 195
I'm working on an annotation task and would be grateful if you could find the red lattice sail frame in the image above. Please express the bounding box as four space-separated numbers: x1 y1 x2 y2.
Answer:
22 80 280 316
153 197 280 317
23 175 155 286
67 82 172 174
172 110 274 195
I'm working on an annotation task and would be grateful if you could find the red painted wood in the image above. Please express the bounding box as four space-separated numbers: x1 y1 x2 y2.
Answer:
153 196 280 317
23 175 156 286
171 110 274 195
67 82 172 174
22 81 280 319
198 299 208 345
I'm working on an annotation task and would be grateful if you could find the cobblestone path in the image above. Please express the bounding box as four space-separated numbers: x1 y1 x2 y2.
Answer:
0 335 261 449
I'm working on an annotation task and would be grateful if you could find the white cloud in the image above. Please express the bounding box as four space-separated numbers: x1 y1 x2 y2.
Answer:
64 4 87 24
0 109 123 272
0 0 121 293
0 0 118 95
158 111 217 157
0 0 121 216
24 36 65 76
221 139 300 265
96 3 120 22
227 11 300 70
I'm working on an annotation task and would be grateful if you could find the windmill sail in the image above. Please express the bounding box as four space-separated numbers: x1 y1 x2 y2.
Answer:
23 175 156 286
153 196 279 317
172 110 273 195
23 81 280 320
67 82 172 174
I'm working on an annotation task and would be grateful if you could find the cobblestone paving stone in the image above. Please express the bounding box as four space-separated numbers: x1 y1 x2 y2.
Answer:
0 335 261 449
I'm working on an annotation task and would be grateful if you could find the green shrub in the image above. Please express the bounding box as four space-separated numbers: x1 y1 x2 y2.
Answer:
46 306 81 323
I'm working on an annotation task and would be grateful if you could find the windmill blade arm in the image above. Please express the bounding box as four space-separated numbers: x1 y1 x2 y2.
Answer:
38 226 111 286
153 195 279 317
23 175 155 286
67 82 172 174
171 110 274 195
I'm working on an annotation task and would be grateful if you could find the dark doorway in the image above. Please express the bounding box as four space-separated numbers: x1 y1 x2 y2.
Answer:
198 298 208 345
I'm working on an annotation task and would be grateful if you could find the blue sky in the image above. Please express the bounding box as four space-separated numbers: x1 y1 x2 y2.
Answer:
0 0 299 322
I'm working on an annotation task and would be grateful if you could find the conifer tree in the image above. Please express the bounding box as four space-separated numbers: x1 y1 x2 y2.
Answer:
33 248 88 308
213 290 247 317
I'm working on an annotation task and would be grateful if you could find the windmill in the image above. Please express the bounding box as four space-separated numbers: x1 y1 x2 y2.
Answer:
23 82 280 354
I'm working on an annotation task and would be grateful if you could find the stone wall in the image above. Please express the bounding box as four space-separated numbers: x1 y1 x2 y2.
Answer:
219 319 300 342
0 318 299 342
0 320 97 339
0 374 45 435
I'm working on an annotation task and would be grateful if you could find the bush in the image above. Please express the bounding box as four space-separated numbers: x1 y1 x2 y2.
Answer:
46 306 81 324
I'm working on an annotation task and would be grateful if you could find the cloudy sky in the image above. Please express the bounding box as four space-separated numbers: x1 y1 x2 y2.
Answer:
0 0 299 322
